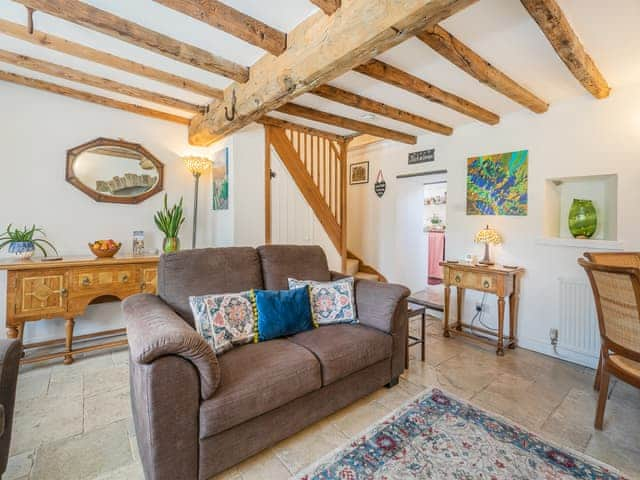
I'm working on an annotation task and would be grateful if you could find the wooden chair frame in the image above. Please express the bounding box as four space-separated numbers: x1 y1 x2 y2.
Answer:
583 252 640 390
578 258 640 429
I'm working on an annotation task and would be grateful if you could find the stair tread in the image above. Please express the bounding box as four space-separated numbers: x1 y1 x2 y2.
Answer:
354 271 380 281
345 258 360 276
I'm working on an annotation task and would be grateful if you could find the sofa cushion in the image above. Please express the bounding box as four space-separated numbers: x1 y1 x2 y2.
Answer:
158 247 263 327
189 291 256 354
289 277 357 325
257 245 330 290
199 339 321 438
253 288 316 342
288 324 392 386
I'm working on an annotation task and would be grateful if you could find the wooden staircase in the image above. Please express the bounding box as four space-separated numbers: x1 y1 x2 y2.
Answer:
346 250 387 282
263 121 386 281
265 123 349 270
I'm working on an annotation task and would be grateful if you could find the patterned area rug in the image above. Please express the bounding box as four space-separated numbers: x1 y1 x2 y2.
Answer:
296 388 627 480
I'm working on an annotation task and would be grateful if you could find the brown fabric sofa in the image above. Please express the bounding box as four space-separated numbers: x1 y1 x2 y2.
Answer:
124 245 409 480
0 339 22 477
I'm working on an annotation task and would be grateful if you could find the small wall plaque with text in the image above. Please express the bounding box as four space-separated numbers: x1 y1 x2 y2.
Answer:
408 149 435 164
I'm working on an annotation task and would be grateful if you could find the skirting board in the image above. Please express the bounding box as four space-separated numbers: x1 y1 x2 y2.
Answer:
518 336 598 369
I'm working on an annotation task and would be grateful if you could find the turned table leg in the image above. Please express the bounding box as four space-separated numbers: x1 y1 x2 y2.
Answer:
497 297 505 356
6 326 19 340
455 287 465 331
443 285 451 338
508 276 520 349
64 317 75 365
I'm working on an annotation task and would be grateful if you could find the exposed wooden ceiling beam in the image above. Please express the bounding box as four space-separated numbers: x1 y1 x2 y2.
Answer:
416 25 548 113
153 0 287 56
0 18 222 99
349 134 385 150
257 116 346 142
312 84 453 135
0 50 203 113
277 103 417 144
520 0 610 99
13 0 250 82
189 0 478 145
0 70 190 124
355 59 499 125
311 0 341 15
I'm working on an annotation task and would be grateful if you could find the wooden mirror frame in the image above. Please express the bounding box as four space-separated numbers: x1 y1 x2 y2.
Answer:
66 137 164 204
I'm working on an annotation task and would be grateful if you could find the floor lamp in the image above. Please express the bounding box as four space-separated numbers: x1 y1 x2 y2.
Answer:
182 156 211 249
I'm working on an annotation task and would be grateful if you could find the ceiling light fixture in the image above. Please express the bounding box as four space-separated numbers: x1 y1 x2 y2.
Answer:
361 113 376 121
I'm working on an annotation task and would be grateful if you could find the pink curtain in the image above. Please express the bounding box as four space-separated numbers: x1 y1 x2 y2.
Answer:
428 231 445 285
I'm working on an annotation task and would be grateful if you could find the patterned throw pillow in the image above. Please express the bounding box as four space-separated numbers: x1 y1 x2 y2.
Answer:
189 291 256 354
288 277 357 325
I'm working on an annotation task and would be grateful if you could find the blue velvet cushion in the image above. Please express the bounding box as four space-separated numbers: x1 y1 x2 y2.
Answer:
252 287 316 342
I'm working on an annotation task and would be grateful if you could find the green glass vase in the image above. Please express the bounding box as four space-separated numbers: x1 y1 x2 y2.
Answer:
568 199 597 239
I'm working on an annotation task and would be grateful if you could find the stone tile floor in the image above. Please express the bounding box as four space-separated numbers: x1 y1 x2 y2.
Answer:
8 317 640 479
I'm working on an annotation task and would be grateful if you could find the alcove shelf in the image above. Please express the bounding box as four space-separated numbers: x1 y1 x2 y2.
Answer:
535 237 623 250
543 174 618 246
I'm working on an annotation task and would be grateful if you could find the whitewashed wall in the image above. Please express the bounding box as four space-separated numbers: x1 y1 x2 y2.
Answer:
347 82 640 367
0 84 228 343
0 83 338 343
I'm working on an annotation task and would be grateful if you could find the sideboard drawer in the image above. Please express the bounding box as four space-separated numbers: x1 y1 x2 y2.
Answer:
71 266 137 292
449 270 498 293
14 270 68 318
141 267 158 294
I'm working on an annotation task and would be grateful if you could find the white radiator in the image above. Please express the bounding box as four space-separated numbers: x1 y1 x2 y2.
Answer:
558 277 600 359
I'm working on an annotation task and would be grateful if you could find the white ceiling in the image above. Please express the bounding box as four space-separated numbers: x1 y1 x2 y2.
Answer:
1 0 639 136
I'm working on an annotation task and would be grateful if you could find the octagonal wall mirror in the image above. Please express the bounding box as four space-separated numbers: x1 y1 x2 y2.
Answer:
66 138 164 204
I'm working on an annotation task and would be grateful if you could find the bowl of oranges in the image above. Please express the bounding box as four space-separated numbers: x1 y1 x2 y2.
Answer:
89 239 121 258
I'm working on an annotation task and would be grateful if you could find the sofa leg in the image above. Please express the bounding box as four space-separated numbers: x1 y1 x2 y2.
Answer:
385 376 399 388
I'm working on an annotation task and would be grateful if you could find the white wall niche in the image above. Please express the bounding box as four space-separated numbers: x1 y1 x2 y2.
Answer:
542 174 619 247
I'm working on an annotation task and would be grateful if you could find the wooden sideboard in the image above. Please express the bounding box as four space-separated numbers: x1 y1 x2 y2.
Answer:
441 261 524 356
0 255 158 365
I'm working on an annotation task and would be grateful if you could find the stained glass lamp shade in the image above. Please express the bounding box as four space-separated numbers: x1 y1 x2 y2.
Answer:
474 225 502 265
182 156 211 177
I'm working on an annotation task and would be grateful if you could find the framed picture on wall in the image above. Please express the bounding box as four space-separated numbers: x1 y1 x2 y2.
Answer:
350 161 370 185
212 147 229 210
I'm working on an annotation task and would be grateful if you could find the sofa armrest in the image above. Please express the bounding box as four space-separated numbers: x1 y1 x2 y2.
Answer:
355 280 410 333
123 293 220 400
0 339 21 474
355 280 410 380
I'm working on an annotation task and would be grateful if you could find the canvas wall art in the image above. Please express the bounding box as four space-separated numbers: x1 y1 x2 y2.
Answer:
212 147 229 210
466 150 528 216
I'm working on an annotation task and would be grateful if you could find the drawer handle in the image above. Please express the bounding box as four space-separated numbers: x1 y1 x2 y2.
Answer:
121 275 129 283
140 282 146 291
483 280 490 289
61 288 68 297
81 278 91 287
455 275 462 283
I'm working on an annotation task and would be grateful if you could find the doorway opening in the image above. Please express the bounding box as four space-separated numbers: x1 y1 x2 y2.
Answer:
424 180 447 286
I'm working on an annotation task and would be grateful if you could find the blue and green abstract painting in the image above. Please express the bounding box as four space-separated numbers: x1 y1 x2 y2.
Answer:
466 150 528 216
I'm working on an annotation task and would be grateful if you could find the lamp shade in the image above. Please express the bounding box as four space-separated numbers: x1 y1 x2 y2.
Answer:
182 156 211 176
475 225 502 245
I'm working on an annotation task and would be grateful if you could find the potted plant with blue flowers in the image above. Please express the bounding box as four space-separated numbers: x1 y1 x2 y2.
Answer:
0 224 58 259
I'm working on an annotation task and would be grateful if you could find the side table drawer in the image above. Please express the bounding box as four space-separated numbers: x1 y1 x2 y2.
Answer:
449 270 498 293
